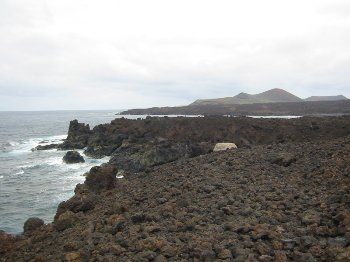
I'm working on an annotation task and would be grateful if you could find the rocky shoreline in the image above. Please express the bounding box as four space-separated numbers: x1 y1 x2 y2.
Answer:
1 116 350 261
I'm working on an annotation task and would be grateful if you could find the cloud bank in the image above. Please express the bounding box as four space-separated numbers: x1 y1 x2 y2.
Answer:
0 0 350 110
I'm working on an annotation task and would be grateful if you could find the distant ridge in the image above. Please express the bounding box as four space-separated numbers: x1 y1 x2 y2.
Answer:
191 88 302 106
304 95 348 102
121 88 350 116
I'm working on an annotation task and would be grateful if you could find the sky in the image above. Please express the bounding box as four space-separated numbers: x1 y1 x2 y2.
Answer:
0 0 350 110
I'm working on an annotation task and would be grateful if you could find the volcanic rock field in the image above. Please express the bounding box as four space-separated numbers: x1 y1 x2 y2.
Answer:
1 116 350 261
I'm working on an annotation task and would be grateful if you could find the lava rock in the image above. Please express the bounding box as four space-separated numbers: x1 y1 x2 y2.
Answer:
271 153 297 167
55 211 76 232
301 211 321 225
59 120 91 150
63 151 85 164
3 116 350 261
84 164 117 192
0 231 17 254
32 144 58 151
327 237 348 248
109 142 193 173
55 195 96 219
23 217 44 233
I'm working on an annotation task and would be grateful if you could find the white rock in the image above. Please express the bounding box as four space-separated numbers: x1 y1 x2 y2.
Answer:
213 143 237 152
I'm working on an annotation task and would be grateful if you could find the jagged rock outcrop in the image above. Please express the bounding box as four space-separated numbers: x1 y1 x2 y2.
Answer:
59 120 91 150
63 151 85 164
55 116 350 173
83 133 125 158
53 164 117 221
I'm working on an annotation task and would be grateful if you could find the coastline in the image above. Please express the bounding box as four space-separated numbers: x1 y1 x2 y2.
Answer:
120 99 350 116
1 115 350 260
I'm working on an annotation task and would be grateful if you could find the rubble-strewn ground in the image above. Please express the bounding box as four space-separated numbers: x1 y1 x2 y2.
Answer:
2 116 350 261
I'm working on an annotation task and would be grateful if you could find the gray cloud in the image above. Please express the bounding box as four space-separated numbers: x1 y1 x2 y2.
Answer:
0 0 350 110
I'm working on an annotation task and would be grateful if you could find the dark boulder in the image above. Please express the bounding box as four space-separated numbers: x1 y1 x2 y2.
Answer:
63 151 85 164
85 164 117 192
31 143 58 151
23 217 44 233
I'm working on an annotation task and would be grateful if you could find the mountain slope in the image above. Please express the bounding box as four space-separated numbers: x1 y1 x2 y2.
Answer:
121 99 350 116
254 88 303 102
304 95 348 102
191 88 302 106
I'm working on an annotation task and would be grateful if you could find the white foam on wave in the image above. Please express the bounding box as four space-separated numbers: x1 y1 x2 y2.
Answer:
0 176 3 179
18 163 42 170
45 156 63 166
39 135 67 145
9 141 20 147
65 163 86 170
8 134 66 154
9 138 43 154
14 170 24 175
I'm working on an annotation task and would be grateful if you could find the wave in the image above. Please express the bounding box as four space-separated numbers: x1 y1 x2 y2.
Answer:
19 163 42 170
18 154 109 171
44 156 63 166
18 157 63 171
14 170 24 175
7 134 67 155
9 141 20 147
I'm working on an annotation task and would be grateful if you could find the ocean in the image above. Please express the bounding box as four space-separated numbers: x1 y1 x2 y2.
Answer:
0 110 124 234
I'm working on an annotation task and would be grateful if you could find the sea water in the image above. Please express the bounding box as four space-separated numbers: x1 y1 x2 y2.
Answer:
0 111 203 234
0 112 294 234
0 111 124 234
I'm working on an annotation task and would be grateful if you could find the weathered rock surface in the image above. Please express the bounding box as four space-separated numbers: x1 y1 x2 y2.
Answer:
57 115 350 173
0 231 17 255
109 141 211 172
59 120 91 150
2 126 350 261
63 151 85 164
55 211 77 232
84 164 117 192
213 142 238 151
31 143 59 151
23 217 44 233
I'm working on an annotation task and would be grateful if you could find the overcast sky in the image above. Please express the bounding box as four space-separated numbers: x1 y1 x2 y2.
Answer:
0 0 350 110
